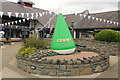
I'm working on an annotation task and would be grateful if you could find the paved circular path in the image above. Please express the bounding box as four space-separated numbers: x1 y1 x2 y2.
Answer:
46 52 99 60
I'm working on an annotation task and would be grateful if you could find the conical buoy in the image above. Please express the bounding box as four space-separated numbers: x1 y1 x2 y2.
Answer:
50 13 76 54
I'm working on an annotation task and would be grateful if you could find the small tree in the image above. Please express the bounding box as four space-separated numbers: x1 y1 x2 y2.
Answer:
94 30 120 42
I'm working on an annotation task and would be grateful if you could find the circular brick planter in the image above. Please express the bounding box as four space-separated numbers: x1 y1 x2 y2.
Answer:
16 49 110 76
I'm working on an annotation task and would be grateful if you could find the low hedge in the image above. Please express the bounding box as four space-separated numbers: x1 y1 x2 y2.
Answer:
94 30 120 42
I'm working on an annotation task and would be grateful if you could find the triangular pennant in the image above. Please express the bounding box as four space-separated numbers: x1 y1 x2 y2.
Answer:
15 13 19 17
39 13 42 17
107 20 110 23
117 22 119 25
83 14 87 18
15 21 18 24
79 14 82 17
103 19 106 22
88 16 91 19
21 13 25 18
42 12 45 15
114 22 116 24
50 13 76 54
26 13 29 17
96 18 99 21
49 11 52 15
0 11 4 17
19 20 22 23
23 19 25 22
27 18 29 21
31 13 34 19
11 22 14 25
99 19 102 22
36 13 38 18
110 21 113 24
8 22 10 25
8 12 12 18
92 17 95 20
5 23 7 25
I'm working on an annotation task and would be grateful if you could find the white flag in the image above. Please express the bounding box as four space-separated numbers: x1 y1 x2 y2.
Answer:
31 13 34 19
26 13 29 17
110 21 112 24
114 22 116 24
8 22 10 25
11 22 14 25
0 11 4 17
8 12 12 18
21 13 25 18
15 21 17 24
42 12 45 15
117 22 119 25
88 16 91 19
96 18 99 21
99 19 102 22
92 17 95 20
15 13 19 17
79 14 82 17
39 13 42 17
83 14 87 18
107 20 109 23
36 13 38 18
5 23 7 25
49 11 52 15
27 18 29 21
19 20 22 23
103 19 106 22
23 19 25 22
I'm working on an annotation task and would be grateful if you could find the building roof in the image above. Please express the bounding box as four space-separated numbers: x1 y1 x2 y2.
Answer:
73 11 120 29
0 1 55 26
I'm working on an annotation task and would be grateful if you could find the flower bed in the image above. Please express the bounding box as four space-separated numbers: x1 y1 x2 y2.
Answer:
16 49 109 76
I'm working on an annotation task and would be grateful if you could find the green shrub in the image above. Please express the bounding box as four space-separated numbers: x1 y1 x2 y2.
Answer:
19 47 36 54
94 30 120 42
23 38 48 49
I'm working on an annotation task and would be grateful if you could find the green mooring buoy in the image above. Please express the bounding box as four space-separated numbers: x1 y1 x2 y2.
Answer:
50 13 76 54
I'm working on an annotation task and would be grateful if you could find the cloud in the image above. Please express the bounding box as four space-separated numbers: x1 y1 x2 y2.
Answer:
6 0 118 14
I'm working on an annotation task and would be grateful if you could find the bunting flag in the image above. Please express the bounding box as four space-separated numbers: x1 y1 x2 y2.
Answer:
49 11 52 15
8 22 10 25
31 13 34 19
92 17 95 20
83 14 87 18
99 19 102 22
26 13 29 17
36 13 38 18
96 18 99 21
15 21 18 24
79 14 82 17
19 20 22 23
5 23 7 25
11 22 14 25
107 20 110 23
88 16 91 19
103 19 106 22
23 19 25 22
114 22 116 24
21 13 25 18
117 22 119 25
0 11 4 17
8 12 12 18
39 13 42 17
15 13 19 17
75 13 78 15
110 21 113 24
27 18 29 21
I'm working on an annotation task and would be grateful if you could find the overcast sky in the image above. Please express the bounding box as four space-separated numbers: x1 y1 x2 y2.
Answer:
6 0 119 14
